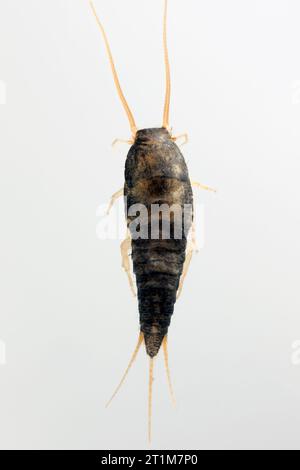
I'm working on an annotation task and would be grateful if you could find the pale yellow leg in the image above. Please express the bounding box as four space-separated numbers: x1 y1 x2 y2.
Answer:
106 188 123 215
177 245 194 300
192 181 217 193
172 133 189 146
112 138 134 148
121 232 137 297
177 221 199 300
178 180 215 296
191 221 199 253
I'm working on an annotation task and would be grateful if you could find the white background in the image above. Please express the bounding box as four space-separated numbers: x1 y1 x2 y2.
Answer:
1 0 300 450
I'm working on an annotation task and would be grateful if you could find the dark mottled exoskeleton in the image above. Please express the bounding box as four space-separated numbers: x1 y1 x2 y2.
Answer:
89 0 213 442
125 128 193 357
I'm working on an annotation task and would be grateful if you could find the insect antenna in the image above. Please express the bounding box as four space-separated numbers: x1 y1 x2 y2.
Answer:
162 335 176 406
89 1 137 138
148 357 154 444
162 0 171 130
105 333 144 408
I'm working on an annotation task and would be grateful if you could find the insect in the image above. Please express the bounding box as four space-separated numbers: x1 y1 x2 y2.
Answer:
89 0 215 442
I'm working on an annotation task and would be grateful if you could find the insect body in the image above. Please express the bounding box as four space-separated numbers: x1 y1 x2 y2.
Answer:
125 127 193 357
90 0 214 442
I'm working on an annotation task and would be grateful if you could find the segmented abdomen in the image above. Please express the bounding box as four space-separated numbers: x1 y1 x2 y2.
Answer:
132 236 187 355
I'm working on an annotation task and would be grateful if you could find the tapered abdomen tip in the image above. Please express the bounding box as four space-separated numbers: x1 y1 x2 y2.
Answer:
143 331 165 357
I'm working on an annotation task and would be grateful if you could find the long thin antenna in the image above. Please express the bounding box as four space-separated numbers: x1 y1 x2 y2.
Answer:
162 0 171 130
105 333 144 408
89 1 137 138
162 336 176 406
148 357 154 443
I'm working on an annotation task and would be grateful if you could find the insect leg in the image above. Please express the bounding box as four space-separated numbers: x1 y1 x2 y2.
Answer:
177 220 199 300
112 138 134 148
192 181 217 193
177 243 194 300
106 188 123 215
171 133 189 146
121 231 137 297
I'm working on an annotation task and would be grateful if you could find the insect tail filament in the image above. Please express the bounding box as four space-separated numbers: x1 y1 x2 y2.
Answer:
162 335 176 407
105 333 144 408
148 357 154 444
